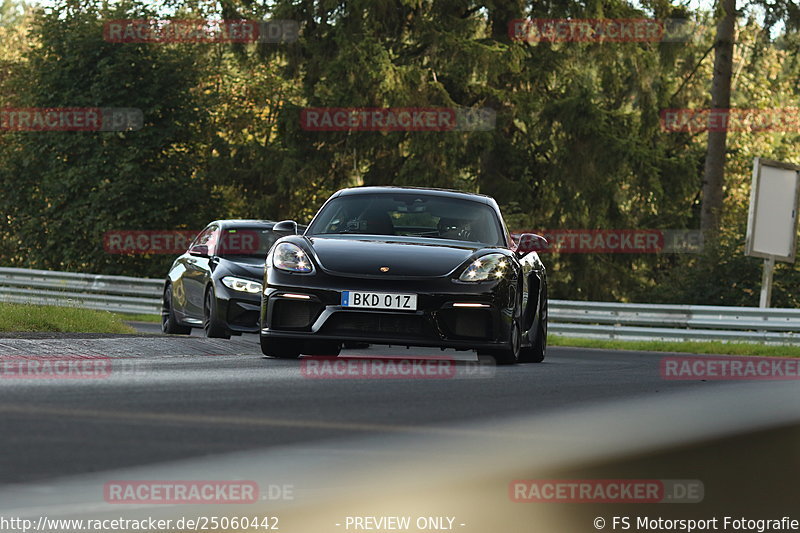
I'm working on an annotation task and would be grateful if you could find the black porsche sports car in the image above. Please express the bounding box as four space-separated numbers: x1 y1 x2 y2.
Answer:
162 220 287 338
260 187 548 364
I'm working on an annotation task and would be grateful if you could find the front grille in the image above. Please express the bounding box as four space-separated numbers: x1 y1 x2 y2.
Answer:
271 299 320 329
438 309 492 340
321 312 437 339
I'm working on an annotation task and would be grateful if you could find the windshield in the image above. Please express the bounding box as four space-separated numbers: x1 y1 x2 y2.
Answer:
306 193 504 246
215 227 278 258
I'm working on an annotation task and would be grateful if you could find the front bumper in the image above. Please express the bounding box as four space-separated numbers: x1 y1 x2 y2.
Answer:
260 270 517 350
214 283 262 333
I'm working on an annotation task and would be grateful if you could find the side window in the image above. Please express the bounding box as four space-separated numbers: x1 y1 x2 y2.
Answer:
191 225 219 254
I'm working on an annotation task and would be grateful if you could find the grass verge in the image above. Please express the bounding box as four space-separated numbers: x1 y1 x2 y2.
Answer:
0 302 137 334
550 335 800 358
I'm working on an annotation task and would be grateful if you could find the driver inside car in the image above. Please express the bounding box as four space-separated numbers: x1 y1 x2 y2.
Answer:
437 217 471 240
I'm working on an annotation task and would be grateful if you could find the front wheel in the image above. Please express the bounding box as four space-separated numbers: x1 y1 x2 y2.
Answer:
520 284 547 363
204 287 231 339
519 321 546 363
478 320 520 365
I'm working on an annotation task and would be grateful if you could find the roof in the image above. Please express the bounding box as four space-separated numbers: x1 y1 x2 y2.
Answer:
210 219 278 228
333 186 494 204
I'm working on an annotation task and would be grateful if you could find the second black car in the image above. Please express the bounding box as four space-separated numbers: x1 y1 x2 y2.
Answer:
162 220 283 338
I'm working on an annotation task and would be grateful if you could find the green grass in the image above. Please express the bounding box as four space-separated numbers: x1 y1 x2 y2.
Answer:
0 302 137 334
550 335 800 358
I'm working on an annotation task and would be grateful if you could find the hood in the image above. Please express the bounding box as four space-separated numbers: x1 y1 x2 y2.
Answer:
220 256 265 279
307 237 484 277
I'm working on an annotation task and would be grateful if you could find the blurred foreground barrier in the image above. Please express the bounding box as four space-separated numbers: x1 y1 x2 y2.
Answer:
2 268 800 343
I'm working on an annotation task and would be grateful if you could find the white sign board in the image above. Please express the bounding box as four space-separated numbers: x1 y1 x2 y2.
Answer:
745 158 800 263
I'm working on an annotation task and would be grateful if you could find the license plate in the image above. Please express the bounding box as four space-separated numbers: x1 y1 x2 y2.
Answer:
341 291 417 311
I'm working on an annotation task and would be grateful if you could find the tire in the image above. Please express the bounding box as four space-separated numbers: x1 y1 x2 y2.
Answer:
260 335 301 359
162 284 191 335
203 286 231 339
520 283 547 363
519 322 546 363
479 319 520 365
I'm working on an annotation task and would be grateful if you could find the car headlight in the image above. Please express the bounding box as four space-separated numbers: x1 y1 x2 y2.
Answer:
221 276 263 293
272 242 313 273
459 253 510 282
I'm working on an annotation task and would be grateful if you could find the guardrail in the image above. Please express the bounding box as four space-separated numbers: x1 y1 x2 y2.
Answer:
0 267 163 316
2 267 800 344
549 300 800 344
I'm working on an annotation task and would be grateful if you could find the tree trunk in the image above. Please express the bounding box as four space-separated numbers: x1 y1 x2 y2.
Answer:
701 0 736 237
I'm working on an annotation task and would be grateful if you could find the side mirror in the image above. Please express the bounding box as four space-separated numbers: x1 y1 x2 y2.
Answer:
273 220 299 235
188 244 209 257
515 233 548 255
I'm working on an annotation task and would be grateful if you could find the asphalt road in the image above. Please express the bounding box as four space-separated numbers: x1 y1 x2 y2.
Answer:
1 324 799 533
0 324 737 484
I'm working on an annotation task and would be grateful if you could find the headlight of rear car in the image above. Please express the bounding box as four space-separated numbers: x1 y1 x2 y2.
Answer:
459 253 509 282
221 276 263 294
273 242 313 273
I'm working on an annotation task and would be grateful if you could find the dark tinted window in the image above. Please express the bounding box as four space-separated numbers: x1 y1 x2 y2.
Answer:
216 227 279 257
307 193 503 245
190 226 218 253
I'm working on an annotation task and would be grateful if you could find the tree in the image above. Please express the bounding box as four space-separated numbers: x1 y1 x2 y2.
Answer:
700 0 735 238
0 1 216 276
